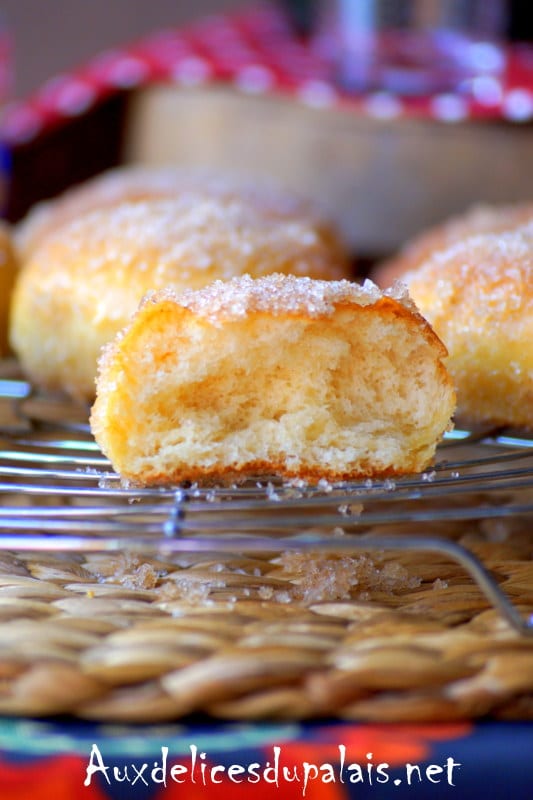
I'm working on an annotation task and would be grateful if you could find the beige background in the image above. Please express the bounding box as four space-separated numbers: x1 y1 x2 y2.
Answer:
4 1 532 253
3 0 241 98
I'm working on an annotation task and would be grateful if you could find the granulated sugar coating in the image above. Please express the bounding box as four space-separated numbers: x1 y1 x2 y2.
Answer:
149 274 416 325
374 201 533 287
91 273 456 485
10 191 349 400
407 224 533 428
16 165 339 259
49 198 348 283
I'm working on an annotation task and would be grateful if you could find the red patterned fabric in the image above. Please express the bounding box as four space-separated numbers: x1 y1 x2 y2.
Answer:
0 755 108 800
2 3 533 147
0 721 473 799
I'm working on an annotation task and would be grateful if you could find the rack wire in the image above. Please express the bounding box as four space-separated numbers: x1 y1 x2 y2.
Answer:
0 362 532 636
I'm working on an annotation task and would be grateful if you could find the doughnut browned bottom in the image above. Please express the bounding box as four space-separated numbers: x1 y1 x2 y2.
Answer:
91 274 455 485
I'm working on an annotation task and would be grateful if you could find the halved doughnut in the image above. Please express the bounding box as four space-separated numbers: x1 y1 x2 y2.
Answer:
91 274 455 485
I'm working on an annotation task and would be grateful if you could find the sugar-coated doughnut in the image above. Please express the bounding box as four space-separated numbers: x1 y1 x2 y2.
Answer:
406 226 533 429
16 165 344 262
0 222 18 357
90 274 455 485
10 195 349 400
16 166 188 258
374 203 533 288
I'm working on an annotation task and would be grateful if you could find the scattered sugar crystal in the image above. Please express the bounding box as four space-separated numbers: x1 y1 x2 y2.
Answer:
277 551 420 604
159 575 226 603
98 474 117 489
80 466 99 475
266 482 281 502
338 503 363 517
164 579 211 603
107 554 160 589
273 590 292 604
289 478 307 490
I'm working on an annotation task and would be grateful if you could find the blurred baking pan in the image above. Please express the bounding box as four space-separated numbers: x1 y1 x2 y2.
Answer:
3 4 533 256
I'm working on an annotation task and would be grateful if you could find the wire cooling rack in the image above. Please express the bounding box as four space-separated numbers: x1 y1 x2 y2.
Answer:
0 361 532 636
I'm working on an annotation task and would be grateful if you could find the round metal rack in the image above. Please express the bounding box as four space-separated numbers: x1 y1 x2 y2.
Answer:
0 363 532 636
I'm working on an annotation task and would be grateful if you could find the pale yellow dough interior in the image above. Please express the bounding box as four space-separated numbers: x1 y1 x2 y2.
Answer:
105 307 450 481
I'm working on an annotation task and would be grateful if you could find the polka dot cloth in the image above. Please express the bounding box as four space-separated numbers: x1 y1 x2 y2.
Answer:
2 2 533 146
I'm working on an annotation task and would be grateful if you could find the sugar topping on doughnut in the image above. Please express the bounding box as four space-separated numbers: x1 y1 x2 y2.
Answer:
16 165 341 260
146 274 416 324
374 201 533 287
10 189 350 399
53 197 348 281
406 223 533 428
408 224 533 312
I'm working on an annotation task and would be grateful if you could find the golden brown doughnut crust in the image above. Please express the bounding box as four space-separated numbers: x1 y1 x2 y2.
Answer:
0 222 18 357
374 202 533 288
406 226 533 429
15 165 346 263
10 194 350 400
91 274 455 486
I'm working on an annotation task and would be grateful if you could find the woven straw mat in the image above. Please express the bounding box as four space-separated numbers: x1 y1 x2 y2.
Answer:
0 379 532 723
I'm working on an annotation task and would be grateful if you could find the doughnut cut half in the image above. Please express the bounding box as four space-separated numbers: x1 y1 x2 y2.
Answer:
90 275 455 485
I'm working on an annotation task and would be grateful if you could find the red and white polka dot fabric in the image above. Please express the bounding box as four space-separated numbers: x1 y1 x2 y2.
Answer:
2 3 533 146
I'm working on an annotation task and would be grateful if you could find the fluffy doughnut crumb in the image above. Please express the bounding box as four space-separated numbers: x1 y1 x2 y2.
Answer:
91 274 455 485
